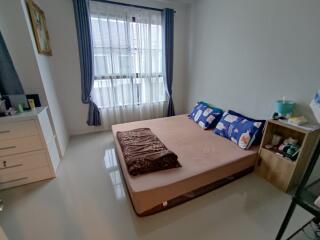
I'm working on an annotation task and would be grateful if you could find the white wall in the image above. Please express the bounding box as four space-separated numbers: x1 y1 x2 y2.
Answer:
187 0 320 122
32 0 89 136
187 0 320 180
21 0 70 155
0 0 69 156
37 0 190 135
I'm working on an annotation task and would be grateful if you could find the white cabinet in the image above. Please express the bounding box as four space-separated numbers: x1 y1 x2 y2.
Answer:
0 107 60 190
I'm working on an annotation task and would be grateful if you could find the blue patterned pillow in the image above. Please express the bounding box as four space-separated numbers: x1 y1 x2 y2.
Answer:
228 110 265 145
214 112 263 149
188 102 223 129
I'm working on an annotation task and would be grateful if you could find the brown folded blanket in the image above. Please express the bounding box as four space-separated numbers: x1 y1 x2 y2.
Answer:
116 128 181 176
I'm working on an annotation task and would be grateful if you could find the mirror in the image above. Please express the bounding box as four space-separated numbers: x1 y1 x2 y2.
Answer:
0 31 24 95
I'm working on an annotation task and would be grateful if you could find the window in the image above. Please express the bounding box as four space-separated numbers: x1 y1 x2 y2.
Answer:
90 5 166 108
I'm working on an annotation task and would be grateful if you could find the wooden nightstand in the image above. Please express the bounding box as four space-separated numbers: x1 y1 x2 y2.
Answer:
255 119 320 192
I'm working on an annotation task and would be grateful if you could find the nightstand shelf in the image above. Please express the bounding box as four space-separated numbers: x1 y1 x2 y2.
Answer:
255 120 320 192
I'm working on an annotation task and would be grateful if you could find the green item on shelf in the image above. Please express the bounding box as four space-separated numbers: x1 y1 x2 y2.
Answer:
283 144 300 160
275 99 295 117
17 103 24 113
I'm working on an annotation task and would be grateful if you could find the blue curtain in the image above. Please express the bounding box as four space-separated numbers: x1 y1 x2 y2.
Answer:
162 8 175 117
0 32 24 95
73 0 101 126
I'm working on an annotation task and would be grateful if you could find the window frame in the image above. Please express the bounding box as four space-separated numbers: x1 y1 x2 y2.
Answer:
90 13 166 108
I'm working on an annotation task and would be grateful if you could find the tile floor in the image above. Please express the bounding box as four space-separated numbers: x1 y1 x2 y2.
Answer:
0 132 312 240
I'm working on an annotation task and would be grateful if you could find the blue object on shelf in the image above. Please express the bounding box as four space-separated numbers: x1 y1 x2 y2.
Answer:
314 90 320 105
310 89 320 123
276 100 295 116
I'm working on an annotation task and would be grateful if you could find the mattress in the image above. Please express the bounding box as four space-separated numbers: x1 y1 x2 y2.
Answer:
112 115 258 215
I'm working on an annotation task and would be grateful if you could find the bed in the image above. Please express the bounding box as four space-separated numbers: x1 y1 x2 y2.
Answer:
112 115 258 216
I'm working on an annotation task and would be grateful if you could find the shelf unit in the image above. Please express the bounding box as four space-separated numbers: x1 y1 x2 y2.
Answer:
276 139 320 239
255 119 320 192
296 179 320 215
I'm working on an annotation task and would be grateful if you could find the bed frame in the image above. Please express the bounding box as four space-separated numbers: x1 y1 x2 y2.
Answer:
116 158 254 216
112 115 258 216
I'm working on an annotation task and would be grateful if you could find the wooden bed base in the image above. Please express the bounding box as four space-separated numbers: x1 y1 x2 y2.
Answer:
118 163 254 217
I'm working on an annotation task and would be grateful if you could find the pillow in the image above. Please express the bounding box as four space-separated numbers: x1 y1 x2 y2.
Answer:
227 110 266 145
214 111 264 149
199 101 215 109
188 102 223 129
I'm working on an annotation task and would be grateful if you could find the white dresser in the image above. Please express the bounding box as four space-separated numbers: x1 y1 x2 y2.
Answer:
0 107 60 190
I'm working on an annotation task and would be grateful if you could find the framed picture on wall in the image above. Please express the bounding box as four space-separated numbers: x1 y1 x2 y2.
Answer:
26 0 52 55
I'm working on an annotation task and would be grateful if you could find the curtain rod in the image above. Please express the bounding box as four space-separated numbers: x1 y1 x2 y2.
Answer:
91 0 176 13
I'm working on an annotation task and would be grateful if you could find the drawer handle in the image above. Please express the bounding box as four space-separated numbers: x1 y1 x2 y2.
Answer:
0 177 28 185
0 164 23 170
0 130 10 134
0 146 16 151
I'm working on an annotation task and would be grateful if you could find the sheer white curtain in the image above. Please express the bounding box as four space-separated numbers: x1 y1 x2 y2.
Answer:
90 2 166 129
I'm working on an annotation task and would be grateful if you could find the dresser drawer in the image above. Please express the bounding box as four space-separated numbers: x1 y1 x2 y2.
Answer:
0 120 38 141
0 151 49 176
0 136 44 157
0 166 53 190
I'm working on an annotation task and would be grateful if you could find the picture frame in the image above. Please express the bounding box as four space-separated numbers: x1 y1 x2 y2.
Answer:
26 0 52 56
